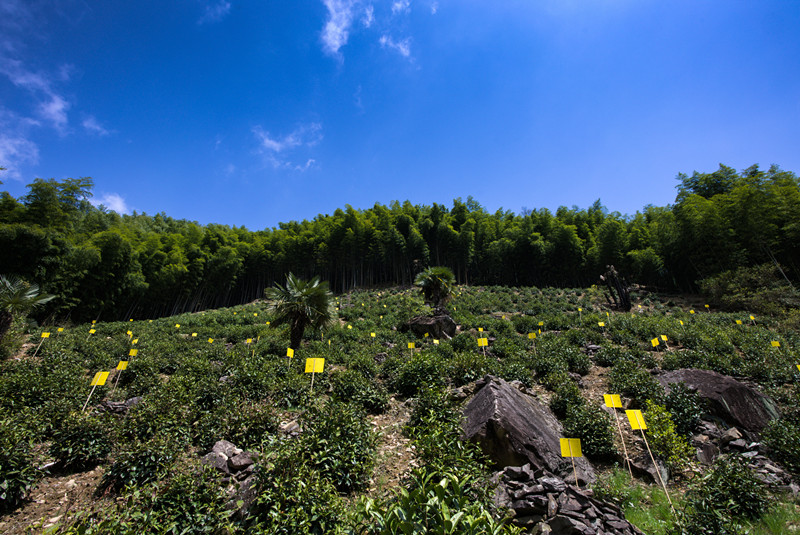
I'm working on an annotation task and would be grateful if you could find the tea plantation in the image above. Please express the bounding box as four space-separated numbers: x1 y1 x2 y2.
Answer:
1 285 799 534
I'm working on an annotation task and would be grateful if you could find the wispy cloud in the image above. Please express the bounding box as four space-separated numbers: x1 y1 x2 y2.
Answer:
380 35 411 57
362 4 374 28
198 1 231 24
0 108 39 180
392 0 410 15
0 57 71 132
82 115 110 136
253 123 322 171
91 192 130 214
321 0 360 57
431 2 438 15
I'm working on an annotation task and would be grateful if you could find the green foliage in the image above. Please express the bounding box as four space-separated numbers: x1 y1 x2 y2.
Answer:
299 400 377 493
0 415 39 512
331 368 389 414
700 263 800 315
50 412 115 470
609 359 664 408
353 468 520 535
678 454 769 534
100 435 181 493
563 404 616 460
643 401 693 473
414 266 456 308
384 352 446 397
762 418 800 475
665 382 703 437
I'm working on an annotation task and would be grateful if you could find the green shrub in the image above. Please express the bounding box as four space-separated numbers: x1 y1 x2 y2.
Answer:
386 352 446 397
548 378 582 419
609 359 664 408
194 400 279 451
50 412 115 470
100 435 180 493
0 416 38 512
762 418 800 475
678 454 768 534
299 401 377 493
665 382 703 437
331 369 389 414
563 404 616 460
643 400 693 473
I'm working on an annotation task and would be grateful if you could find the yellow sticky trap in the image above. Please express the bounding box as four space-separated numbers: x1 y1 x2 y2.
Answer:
234 312 237 315
604 394 622 408
560 438 583 458
129 349 138 357
208 338 214 343
245 338 252 344
89 329 96 334
129 319 133 322
750 315 755 320
690 310 695 314
660 335 667 342
771 341 781 347
347 325 353 330
57 327 64 333
638 305 642 309
127 330 132 336
92 320 97 324
117 361 128 370
606 312 609 317
478 338 488 347
796 364 800 372
370 332 376 338
408 342 415 349
528 332 536 339
287 348 294 358
705 304 710 309
598 322 605 327
191 333 197 337
266 321 271 326
626 410 647 430
578 307 582 312
132 338 138 344
433 339 439 345
305 358 325 373
735 320 742 325
651 338 660 347
90 371 110 386
502 315 506 319
149 320 153 323
328 339 331 346
478 327 483 332
424 332 429 338
41 332 50 338
384 304 387 308
175 324 180 328
254 313 258 316
679 320 684 325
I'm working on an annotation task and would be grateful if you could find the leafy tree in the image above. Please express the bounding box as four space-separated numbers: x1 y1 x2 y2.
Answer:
266 273 335 349
0 274 55 344
414 266 455 309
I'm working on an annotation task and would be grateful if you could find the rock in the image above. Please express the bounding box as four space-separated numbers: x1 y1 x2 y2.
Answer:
228 452 255 471
696 442 719 465
401 312 457 339
656 370 780 432
202 451 231 474
721 427 743 443
228 474 258 518
212 440 241 458
727 439 748 450
280 420 301 436
463 375 595 485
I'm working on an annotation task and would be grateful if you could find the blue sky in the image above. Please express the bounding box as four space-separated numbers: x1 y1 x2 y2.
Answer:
1 1 799 230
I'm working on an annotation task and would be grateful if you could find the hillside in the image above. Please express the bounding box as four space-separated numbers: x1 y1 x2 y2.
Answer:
1 285 799 533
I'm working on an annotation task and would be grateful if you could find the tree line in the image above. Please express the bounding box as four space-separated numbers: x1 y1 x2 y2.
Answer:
1 163 798 322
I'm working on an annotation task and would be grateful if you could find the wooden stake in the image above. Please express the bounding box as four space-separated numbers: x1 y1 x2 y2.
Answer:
81 383 99 412
614 411 634 479
31 337 46 358
639 428 675 513
568 440 579 488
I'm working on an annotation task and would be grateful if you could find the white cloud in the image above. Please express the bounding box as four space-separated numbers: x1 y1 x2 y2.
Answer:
0 108 39 180
198 1 231 24
253 123 322 171
379 35 411 57
0 57 71 132
91 193 130 214
321 0 359 56
362 4 374 28
392 0 410 14
431 2 438 14
82 115 110 136
39 94 70 131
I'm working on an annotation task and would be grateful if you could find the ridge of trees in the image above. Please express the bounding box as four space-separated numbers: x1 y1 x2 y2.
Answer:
0 164 798 322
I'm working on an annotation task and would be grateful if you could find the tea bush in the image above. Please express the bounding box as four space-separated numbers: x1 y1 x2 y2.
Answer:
563 404 616 460
0 416 38 512
762 418 800 475
609 359 664 408
50 412 115 470
100 434 181 493
644 401 694 473
665 382 704 437
331 368 389 414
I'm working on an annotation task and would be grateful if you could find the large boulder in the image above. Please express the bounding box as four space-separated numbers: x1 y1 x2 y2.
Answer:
463 375 595 485
656 369 780 432
401 311 457 339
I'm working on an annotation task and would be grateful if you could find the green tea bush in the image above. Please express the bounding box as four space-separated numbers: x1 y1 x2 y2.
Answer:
665 382 703 437
0 416 38 512
194 400 279 451
299 401 377 493
762 418 800 475
495 358 533 387
594 345 627 367
447 352 497 387
678 453 768 534
100 435 180 493
331 368 389 414
609 359 664 408
385 352 446 397
50 412 115 470
549 378 583 419
563 404 616 460
643 400 693 473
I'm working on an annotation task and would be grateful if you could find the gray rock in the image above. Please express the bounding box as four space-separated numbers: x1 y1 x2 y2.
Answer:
212 439 241 458
696 443 719 465
228 451 255 471
463 375 595 485
401 312 457 339
202 451 231 474
657 370 780 432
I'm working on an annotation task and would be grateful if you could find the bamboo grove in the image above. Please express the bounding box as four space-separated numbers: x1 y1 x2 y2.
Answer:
1 163 799 322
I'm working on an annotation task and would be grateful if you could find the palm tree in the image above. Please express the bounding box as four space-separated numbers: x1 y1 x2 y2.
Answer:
266 273 335 350
0 275 55 344
414 266 455 310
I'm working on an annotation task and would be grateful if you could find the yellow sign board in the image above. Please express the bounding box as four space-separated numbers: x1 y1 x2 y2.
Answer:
651 338 660 347
604 394 622 408
370 332 376 338
246 338 252 344
191 333 197 337
538 321 544 326
304 358 325 373
749 315 755 320
690 310 695 314
90 371 110 386
528 332 536 339
286 348 294 358
598 322 605 327
660 335 667 342
41 332 50 338
578 307 582 312
92 320 97 324
57 327 64 333
408 342 415 349
771 341 781 347
129 349 138 357
626 410 647 430
347 325 353 330
560 438 583 457
433 339 439 345
132 338 138 344
89 329 96 334
117 361 128 370
478 327 483 332
208 338 214 343
735 320 742 325
478 338 488 347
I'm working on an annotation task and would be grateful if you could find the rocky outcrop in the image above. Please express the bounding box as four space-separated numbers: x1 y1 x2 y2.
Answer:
201 440 259 518
494 464 644 534
656 369 780 432
401 311 457 339
99 396 143 415
463 375 595 485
